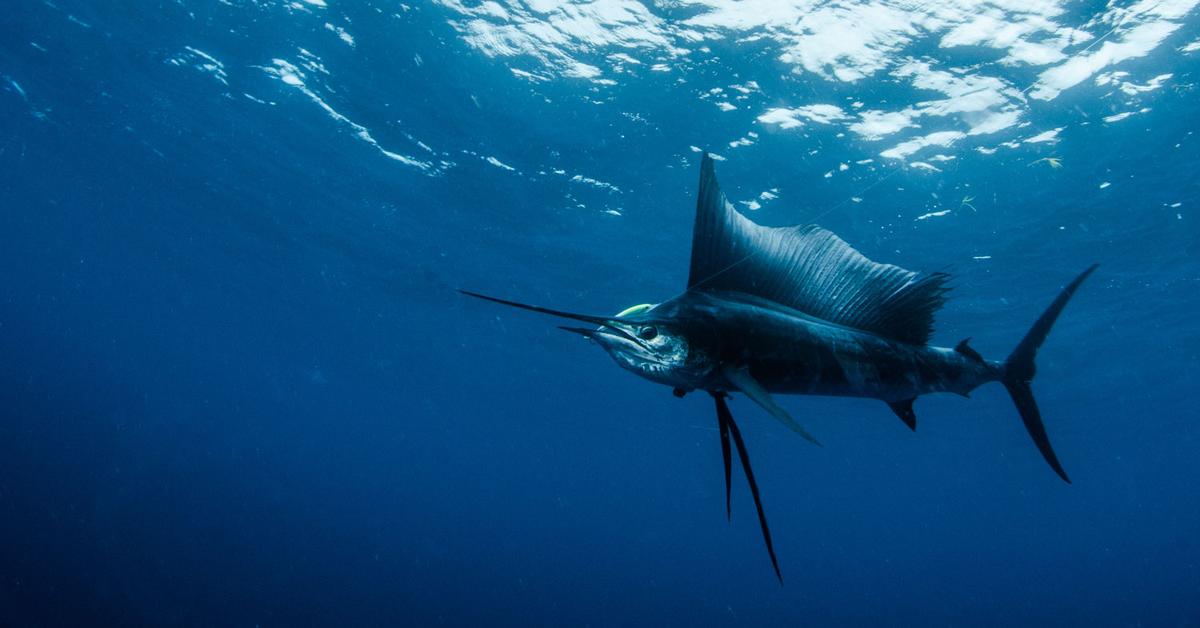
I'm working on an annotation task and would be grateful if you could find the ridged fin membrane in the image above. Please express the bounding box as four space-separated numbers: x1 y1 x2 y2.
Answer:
687 154 950 345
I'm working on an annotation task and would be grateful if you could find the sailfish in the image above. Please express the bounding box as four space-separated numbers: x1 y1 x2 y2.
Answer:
461 154 1097 582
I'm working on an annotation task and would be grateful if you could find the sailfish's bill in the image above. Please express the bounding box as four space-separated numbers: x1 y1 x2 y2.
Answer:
458 289 629 326
459 289 651 348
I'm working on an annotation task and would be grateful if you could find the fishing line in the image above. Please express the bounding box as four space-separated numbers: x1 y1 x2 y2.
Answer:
686 241 758 292
801 0 1167 224
687 0 1166 291
1017 0 1165 97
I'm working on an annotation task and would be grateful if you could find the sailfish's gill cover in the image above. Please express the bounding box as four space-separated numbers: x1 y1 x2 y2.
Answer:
687 154 951 345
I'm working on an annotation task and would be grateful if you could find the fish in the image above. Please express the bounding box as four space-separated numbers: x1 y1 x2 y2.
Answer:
460 153 1097 583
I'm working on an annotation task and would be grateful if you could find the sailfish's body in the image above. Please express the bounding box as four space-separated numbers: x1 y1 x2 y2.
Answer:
462 154 1096 582
621 289 999 399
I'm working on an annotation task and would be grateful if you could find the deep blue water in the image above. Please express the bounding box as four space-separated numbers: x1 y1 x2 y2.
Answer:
2 1 1199 626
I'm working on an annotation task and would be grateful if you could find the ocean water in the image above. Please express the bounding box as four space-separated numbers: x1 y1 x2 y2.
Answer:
2 1 1199 625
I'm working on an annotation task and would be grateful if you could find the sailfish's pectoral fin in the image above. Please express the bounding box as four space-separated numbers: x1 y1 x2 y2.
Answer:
712 392 782 584
721 365 822 447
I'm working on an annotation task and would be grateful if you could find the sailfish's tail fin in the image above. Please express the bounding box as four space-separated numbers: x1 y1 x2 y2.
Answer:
1002 264 1099 484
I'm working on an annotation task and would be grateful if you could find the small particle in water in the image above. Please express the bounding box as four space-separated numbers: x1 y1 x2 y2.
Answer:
1099 181 1111 189
915 209 951 221
1169 202 1182 208
972 255 992 260
5 77 26 100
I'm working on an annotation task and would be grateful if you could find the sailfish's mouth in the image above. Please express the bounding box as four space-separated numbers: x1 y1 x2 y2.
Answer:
458 289 651 350
557 325 648 350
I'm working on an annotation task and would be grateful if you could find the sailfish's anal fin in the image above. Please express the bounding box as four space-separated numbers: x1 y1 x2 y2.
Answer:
888 398 918 431
722 365 822 447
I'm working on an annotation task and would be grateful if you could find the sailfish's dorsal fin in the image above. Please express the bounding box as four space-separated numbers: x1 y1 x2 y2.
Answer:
687 154 950 345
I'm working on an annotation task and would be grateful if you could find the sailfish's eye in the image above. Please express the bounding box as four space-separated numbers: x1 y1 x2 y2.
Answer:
638 326 658 341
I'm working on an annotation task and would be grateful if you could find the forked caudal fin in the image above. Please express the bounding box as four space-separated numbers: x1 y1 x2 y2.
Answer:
1002 264 1099 484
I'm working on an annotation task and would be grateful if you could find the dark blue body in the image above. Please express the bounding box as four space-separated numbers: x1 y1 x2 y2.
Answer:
650 291 999 400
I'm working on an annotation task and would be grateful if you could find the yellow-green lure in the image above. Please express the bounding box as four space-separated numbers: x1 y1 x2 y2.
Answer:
615 303 655 317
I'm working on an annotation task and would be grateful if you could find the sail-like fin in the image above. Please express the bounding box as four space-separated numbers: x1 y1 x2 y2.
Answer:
888 398 917 431
688 154 950 345
722 365 822 447
715 393 783 584
712 393 733 521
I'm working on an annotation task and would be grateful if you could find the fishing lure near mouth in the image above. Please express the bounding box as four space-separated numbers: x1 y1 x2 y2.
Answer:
461 154 1097 583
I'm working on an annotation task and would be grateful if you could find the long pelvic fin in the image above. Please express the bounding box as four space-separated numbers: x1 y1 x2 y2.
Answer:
713 393 782 584
688 154 950 344
722 365 822 447
716 398 732 521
